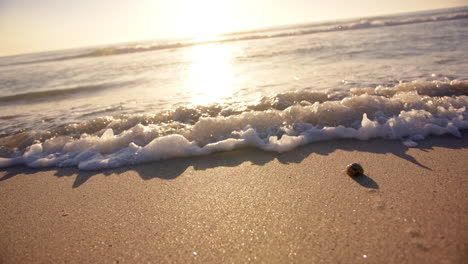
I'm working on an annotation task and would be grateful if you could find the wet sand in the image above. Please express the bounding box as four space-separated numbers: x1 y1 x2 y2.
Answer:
1 134 467 263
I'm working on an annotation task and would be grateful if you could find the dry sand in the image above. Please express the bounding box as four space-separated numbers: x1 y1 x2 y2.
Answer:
1 134 467 263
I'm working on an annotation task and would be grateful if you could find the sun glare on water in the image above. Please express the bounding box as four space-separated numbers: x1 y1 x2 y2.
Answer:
183 43 237 106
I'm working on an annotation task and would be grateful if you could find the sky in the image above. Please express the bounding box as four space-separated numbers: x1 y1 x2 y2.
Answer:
0 0 466 56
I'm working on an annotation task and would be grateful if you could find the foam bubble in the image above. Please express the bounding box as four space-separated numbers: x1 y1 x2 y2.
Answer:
1 80 467 170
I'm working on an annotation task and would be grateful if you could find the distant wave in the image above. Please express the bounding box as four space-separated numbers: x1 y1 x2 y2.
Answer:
0 80 467 170
5 9 468 66
219 9 468 37
0 82 130 103
221 11 468 42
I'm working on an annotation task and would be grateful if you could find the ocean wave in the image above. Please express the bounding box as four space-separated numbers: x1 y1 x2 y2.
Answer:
0 80 467 170
227 11 468 47
0 81 133 103
6 9 468 66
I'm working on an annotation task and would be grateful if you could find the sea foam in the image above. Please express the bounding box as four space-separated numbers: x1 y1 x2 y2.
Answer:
0 80 467 170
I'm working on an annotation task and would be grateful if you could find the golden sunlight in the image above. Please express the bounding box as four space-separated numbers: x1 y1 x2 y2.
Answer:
175 0 236 38
184 44 236 105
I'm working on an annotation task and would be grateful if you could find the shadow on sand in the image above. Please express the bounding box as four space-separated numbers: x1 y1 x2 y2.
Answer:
1 132 467 188
350 174 379 189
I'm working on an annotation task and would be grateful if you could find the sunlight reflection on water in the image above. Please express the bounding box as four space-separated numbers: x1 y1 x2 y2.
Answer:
183 43 237 106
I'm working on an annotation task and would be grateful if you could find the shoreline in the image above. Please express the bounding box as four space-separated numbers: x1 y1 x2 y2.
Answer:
1 134 467 263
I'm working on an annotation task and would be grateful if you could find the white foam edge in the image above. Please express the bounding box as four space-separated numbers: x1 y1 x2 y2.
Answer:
1 110 467 170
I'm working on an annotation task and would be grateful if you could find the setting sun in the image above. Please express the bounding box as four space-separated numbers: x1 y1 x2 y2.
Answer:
173 0 236 38
1 0 465 55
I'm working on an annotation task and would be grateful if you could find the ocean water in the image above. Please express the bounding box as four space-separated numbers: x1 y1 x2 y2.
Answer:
1 7 467 170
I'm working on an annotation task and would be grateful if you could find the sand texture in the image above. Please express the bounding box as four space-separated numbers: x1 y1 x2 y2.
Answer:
1 134 467 263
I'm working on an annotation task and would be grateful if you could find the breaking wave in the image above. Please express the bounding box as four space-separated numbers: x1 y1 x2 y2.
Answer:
1 80 467 170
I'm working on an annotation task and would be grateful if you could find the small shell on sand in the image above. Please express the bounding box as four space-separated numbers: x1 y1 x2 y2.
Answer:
346 163 364 177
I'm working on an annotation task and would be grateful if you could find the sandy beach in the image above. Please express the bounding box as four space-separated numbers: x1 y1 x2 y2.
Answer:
1 134 467 263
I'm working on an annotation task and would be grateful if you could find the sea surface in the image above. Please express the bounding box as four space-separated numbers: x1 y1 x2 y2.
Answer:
1 7 467 170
